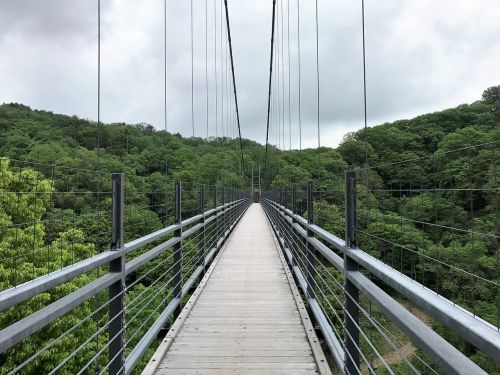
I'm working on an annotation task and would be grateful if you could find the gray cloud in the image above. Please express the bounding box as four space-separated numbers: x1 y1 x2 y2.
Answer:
0 0 499 149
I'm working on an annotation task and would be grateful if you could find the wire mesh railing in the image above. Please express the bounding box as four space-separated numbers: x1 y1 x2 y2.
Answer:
0 158 113 289
355 140 499 329
262 163 500 375
0 160 251 375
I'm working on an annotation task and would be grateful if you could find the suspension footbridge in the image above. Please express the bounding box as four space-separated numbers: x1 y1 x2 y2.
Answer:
0 0 499 374
143 204 330 375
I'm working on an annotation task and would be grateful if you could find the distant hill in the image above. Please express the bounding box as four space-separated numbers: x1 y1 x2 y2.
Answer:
0 85 498 187
1 86 499 373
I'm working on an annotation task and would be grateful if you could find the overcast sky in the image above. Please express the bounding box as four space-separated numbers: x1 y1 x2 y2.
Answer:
1 0 499 149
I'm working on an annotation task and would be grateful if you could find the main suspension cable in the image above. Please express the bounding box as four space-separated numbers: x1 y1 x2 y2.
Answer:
265 0 278 169
223 0 245 172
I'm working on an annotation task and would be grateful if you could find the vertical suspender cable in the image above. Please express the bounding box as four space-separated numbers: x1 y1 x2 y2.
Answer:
274 19 278 149
264 0 277 169
205 0 209 139
273 47 276 148
276 0 280 149
96 0 102 195
274 32 278 149
228 62 232 139
296 0 302 150
228 42 231 139
225 4 229 139
97 0 101 159
276 1 281 150
191 0 195 137
270 53 276 149
220 0 224 138
361 0 373 348
95 0 102 367
233 90 236 139
272 7 275 150
276 12 279 150
96 0 102 253
362 0 368 163
315 0 320 148
281 0 285 151
226 28 230 138
164 0 169 190
214 0 218 138
231 74 235 139
229 31 232 139
287 0 291 150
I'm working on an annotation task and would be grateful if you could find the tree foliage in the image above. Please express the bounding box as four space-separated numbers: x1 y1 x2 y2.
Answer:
0 85 499 373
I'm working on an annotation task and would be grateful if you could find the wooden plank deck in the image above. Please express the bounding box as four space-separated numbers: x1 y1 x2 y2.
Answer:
143 203 330 375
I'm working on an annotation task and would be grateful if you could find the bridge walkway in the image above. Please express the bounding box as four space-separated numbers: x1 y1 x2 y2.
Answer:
143 203 330 375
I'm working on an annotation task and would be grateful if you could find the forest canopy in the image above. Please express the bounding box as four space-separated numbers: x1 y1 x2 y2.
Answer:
0 85 499 374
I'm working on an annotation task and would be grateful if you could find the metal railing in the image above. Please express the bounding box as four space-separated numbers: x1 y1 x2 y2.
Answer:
0 172 250 375
262 172 500 375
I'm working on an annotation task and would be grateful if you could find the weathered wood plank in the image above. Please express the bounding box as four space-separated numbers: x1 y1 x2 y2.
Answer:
161 356 315 363
169 342 312 351
167 350 312 357
157 362 318 370
181 318 303 324
156 369 318 375
146 204 329 375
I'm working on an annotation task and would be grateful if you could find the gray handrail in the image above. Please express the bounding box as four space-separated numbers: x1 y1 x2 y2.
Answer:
261 189 497 375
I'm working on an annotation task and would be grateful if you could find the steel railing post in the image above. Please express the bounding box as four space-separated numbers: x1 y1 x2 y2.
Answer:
291 184 297 267
230 189 233 226
306 180 316 299
173 181 183 316
229 189 232 229
232 189 236 226
228 188 233 228
213 186 217 250
230 188 234 228
109 173 125 375
221 187 226 238
344 170 360 374
199 185 206 273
